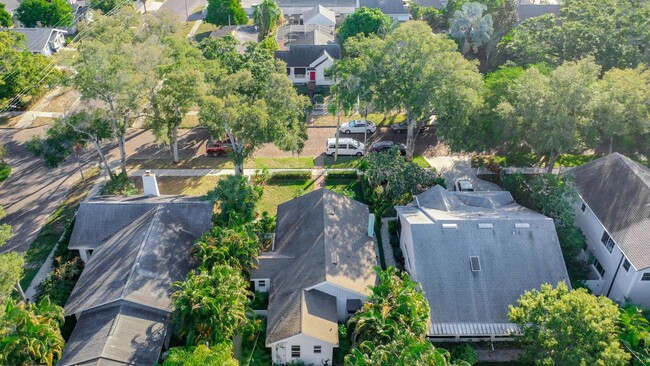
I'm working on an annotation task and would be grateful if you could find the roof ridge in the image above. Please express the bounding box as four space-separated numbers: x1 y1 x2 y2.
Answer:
118 206 162 303
615 153 650 188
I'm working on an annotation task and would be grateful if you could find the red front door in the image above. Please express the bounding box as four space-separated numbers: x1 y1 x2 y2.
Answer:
310 71 316 81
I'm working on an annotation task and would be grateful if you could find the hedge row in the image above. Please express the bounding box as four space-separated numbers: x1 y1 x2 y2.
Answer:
326 171 359 181
268 171 312 181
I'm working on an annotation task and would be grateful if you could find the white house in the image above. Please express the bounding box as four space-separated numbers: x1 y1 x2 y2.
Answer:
395 185 569 341
275 44 340 86
303 5 337 28
572 153 650 307
251 189 378 365
2 28 66 56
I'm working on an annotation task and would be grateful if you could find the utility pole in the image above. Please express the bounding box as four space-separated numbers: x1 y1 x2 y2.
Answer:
335 98 341 162
184 0 189 24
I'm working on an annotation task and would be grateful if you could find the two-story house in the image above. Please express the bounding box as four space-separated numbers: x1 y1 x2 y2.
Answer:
572 153 650 307
251 189 378 365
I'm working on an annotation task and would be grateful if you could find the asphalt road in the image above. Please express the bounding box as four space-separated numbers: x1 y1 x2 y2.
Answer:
0 125 439 254
160 0 207 20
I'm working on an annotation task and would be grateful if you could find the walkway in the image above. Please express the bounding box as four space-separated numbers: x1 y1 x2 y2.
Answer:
425 155 501 192
380 218 396 268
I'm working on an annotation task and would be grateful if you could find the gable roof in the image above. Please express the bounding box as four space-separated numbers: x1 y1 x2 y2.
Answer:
516 4 560 23
572 153 650 270
274 44 341 67
409 0 444 9
358 0 408 15
65 196 213 315
1 28 65 53
303 5 336 25
256 189 377 344
57 302 168 366
397 186 569 336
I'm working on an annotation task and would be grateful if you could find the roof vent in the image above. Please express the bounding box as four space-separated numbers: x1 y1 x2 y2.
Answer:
442 223 458 230
470 256 481 272
478 223 493 229
515 223 530 229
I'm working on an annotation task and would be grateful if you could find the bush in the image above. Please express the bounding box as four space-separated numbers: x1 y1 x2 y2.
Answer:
451 344 478 365
0 161 11 182
326 171 358 181
251 168 271 184
101 172 137 196
36 257 83 306
392 246 404 265
268 171 312 181
249 291 269 310
205 175 263 225
555 154 597 167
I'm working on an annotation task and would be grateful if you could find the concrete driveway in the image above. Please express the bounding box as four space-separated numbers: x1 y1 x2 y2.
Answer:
425 155 502 191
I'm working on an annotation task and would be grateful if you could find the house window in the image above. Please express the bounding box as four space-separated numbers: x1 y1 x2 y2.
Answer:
314 345 322 354
593 258 606 278
286 67 290 75
291 345 300 358
601 231 615 253
581 202 586 212
642 273 650 281
623 259 631 272
258 280 266 288
294 68 306 77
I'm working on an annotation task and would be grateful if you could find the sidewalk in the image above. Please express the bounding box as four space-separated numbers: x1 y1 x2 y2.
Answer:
128 167 357 177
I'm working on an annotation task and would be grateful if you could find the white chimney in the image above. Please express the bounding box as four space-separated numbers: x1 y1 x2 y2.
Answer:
368 213 375 237
142 171 160 197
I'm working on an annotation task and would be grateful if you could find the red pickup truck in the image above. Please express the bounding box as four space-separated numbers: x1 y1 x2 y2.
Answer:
206 140 234 157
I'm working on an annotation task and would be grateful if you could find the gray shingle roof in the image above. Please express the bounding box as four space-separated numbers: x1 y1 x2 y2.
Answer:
1 28 63 53
69 196 213 250
303 5 336 24
572 153 650 269
358 0 408 15
276 25 336 46
255 189 377 344
397 186 569 335
410 0 444 9
58 302 168 366
274 44 341 67
65 196 213 315
516 4 560 23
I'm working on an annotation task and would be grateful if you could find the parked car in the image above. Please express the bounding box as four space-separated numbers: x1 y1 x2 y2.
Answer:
326 137 365 156
370 140 406 155
339 120 376 134
206 139 234 157
391 121 428 133
453 178 475 192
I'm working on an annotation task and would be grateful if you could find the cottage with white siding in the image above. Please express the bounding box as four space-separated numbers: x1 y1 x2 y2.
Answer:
275 44 340 86
572 153 650 307
395 185 569 341
251 189 378 365
303 5 337 27
1 28 66 56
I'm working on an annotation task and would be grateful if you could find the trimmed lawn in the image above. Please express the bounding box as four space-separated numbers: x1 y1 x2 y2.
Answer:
130 175 222 196
325 179 364 203
128 156 314 170
20 168 101 290
322 155 362 168
257 180 315 215
412 155 431 168
309 113 407 127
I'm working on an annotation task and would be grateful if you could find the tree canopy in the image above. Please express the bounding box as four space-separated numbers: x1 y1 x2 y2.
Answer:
332 21 483 159
163 344 239 366
16 0 74 28
252 0 283 40
497 0 650 70
449 2 493 55
199 40 309 175
0 31 62 110
338 7 392 44
0 3 12 27
509 282 630 365
205 0 247 26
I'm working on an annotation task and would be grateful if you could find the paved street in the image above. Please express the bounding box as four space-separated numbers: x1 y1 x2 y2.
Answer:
160 0 207 20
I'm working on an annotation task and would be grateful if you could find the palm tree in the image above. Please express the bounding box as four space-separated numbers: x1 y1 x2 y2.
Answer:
0 297 65 366
193 224 261 273
253 0 283 40
350 266 431 345
171 265 251 346
619 306 650 365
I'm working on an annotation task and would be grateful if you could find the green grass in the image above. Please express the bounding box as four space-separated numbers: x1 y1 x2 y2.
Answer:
325 179 363 202
128 156 315 170
412 155 431 168
257 180 315 215
322 155 362 168
194 21 219 42
20 168 101 290
131 175 223 196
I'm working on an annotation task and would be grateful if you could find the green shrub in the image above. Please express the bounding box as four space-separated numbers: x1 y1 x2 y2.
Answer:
555 154 597 167
451 343 478 365
268 171 312 181
0 161 11 182
251 168 271 184
338 324 351 364
434 176 447 189
249 291 269 310
326 171 358 181
101 172 137 196
35 257 83 306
